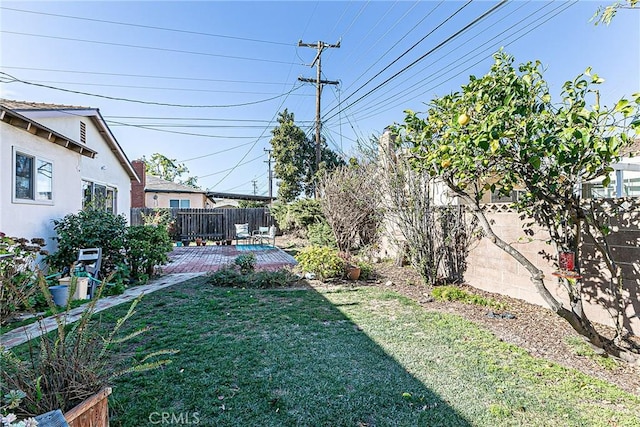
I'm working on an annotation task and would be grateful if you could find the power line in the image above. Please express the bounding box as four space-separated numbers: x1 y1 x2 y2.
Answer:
323 0 474 119
0 72 305 108
0 66 292 86
21 79 314 96
103 115 314 124
323 0 508 123
0 6 293 46
337 0 574 124
104 119 271 139
1 31 301 66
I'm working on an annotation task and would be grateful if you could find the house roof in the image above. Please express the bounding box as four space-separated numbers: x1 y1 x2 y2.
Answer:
145 174 204 194
0 99 139 182
0 106 98 158
206 191 274 202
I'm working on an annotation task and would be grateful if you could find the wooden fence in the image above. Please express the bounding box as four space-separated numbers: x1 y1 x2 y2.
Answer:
130 208 275 242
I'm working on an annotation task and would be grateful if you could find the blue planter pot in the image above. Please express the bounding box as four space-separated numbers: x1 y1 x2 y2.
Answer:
49 285 69 307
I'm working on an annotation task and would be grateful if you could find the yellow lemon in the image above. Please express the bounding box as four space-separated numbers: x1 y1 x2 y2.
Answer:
457 113 470 126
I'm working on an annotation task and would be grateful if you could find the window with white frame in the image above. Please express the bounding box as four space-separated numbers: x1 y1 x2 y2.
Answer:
14 150 53 203
169 199 190 208
82 180 117 212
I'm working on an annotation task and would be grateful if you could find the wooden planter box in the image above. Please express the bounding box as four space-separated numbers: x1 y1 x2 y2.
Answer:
65 387 112 427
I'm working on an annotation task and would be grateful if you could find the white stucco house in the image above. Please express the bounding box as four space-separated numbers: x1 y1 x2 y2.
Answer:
0 99 138 250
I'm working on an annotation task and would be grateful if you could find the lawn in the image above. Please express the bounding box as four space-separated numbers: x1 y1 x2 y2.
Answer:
93 278 640 426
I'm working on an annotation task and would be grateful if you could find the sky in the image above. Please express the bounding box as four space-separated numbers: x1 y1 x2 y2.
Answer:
1 1 638 196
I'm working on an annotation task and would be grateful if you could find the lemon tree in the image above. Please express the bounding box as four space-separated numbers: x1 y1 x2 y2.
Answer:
393 51 640 358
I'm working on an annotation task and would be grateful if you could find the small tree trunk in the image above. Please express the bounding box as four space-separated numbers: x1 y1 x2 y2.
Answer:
462 197 619 352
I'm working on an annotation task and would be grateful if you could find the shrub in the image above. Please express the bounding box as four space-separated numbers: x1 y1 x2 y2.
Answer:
234 253 256 275
47 209 127 276
271 199 325 235
0 276 177 417
123 224 173 284
0 234 47 325
295 246 345 280
207 267 298 289
307 220 337 247
431 285 505 309
250 269 299 288
207 267 247 287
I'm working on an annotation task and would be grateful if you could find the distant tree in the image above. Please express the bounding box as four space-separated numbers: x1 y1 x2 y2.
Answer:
270 109 344 202
238 200 266 208
592 0 638 25
142 153 199 188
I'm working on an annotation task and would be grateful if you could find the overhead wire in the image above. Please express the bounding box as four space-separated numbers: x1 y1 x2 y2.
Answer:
341 0 541 121
340 0 575 124
0 66 292 86
1 31 302 66
324 0 472 117
0 72 306 108
0 6 294 46
21 79 314 96
323 0 509 124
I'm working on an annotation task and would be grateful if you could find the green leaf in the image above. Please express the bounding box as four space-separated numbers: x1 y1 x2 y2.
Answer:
602 175 611 188
529 156 541 169
615 99 629 112
542 93 551 103
490 139 500 153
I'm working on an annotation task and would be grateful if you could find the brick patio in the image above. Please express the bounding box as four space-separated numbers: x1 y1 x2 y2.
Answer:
162 244 297 274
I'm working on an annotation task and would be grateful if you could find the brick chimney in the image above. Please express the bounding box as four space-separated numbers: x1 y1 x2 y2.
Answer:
131 160 146 208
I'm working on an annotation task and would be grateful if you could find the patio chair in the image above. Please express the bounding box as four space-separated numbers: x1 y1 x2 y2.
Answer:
252 226 269 244
75 248 102 298
259 226 277 247
234 223 251 245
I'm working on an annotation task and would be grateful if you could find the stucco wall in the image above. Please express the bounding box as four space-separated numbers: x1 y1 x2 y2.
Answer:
145 192 209 209
1 123 83 248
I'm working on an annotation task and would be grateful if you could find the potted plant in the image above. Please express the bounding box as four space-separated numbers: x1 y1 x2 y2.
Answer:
338 251 362 280
1 276 178 426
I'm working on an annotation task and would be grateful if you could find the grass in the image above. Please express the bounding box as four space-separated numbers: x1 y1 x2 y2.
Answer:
565 336 619 370
10 279 640 426
431 285 506 310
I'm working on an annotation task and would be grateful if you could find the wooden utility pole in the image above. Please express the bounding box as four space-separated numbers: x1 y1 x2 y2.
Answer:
298 40 340 184
264 148 273 204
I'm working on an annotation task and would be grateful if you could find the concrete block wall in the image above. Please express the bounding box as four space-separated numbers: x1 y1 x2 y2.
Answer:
465 199 639 335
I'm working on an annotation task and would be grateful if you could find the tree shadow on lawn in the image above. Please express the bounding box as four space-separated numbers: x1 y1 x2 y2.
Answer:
107 278 472 427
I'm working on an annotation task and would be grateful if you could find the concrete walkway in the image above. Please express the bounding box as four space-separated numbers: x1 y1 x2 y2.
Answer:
1 245 297 349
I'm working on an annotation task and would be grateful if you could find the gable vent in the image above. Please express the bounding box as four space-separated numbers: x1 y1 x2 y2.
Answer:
80 121 86 143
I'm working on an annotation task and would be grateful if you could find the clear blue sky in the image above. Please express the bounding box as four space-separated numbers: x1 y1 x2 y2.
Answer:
1 1 638 196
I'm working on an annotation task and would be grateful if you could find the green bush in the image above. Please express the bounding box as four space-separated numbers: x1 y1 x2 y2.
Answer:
356 260 374 280
207 267 247 287
271 199 325 235
234 253 256 275
295 246 345 280
0 234 47 324
250 269 298 288
123 225 173 284
47 209 127 276
431 285 505 309
307 221 337 247
207 267 298 289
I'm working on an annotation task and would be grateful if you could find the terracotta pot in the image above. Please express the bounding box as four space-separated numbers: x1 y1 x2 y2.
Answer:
346 265 361 280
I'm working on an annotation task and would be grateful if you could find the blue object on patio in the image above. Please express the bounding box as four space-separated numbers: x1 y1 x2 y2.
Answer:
237 244 272 251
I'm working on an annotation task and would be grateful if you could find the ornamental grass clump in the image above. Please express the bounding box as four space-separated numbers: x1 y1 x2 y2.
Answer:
0 274 178 418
